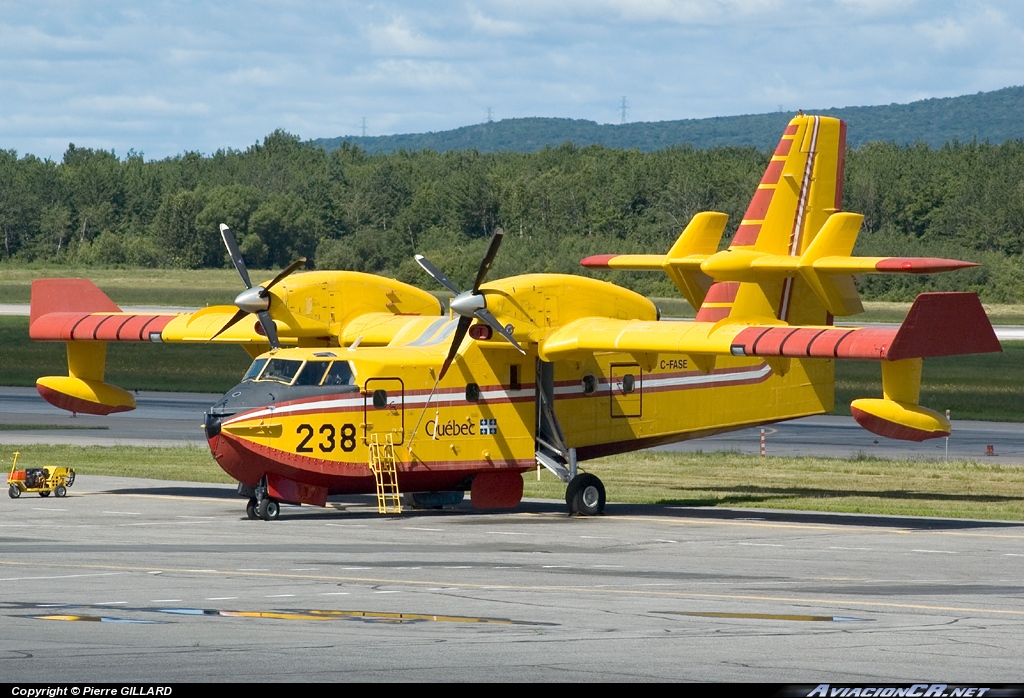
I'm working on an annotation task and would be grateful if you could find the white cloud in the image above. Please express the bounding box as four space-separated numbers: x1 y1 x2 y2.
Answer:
367 17 449 57
3 0 1024 158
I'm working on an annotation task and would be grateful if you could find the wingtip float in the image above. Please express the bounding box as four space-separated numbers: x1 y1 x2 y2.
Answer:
28 113 1000 519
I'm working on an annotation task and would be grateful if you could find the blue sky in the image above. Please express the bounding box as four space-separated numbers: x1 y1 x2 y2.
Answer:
2 0 1022 161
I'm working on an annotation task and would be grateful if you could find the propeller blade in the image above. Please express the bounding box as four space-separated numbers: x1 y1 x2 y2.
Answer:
414 254 461 296
475 308 525 354
209 308 248 341
256 310 280 349
472 228 504 293
438 316 471 380
219 224 252 289
262 257 307 295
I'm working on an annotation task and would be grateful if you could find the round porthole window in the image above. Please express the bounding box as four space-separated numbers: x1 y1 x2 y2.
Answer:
581 374 598 395
621 374 635 394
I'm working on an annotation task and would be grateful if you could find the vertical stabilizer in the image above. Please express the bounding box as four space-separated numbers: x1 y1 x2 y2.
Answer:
696 115 847 324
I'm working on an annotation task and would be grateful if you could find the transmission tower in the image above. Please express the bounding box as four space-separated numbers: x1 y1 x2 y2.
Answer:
361 117 367 137
619 96 628 124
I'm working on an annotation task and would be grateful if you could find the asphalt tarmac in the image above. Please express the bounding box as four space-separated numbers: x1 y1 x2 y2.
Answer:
1 474 1023 682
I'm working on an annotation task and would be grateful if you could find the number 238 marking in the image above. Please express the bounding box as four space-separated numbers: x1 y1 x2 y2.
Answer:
296 423 357 453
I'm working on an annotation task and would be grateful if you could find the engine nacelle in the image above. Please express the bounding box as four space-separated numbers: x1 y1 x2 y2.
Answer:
849 398 949 442
36 376 136 415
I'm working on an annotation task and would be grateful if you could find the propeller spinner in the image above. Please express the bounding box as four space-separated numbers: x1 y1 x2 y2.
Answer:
415 228 525 380
212 223 306 348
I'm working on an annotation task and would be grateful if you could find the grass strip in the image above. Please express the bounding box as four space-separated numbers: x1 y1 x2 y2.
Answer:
4 445 1023 521
0 424 108 431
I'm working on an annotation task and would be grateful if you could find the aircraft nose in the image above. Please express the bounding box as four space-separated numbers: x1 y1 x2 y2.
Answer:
203 411 222 439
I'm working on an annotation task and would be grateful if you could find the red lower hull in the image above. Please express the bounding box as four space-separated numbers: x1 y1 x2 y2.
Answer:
207 432 531 507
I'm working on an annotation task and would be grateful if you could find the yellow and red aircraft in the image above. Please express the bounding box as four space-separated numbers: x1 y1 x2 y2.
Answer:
28 115 1000 520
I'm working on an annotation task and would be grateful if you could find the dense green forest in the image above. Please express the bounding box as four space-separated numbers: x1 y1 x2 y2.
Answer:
317 86 1024 154
2 130 1024 302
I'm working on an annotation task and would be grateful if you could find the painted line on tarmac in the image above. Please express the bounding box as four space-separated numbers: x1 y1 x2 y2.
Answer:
4 559 1024 618
609 513 1024 540
0 571 126 582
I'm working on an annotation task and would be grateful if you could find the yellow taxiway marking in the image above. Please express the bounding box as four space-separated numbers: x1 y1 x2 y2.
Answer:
3 559 1024 618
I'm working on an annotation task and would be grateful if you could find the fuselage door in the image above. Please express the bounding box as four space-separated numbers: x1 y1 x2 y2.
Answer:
363 377 405 445
610 363 642 418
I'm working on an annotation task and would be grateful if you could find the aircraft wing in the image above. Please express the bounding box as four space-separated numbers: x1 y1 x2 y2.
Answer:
28 279 328 345
539 292 1000 363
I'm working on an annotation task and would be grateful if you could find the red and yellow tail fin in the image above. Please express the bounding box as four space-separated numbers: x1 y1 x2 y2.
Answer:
582 114 978 326
699 115 845 324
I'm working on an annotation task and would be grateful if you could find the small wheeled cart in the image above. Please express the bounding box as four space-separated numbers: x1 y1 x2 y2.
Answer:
7 451 76 499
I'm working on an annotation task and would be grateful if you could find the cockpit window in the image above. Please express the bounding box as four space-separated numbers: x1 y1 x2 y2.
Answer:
322 361 354 386
242 358 268 382
258 358 303 385
293 361 330 386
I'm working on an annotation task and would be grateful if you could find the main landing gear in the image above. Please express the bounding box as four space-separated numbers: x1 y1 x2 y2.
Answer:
565 473 606 516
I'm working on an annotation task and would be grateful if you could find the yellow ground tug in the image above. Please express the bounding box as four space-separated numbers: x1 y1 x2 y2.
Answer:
7 451 75 499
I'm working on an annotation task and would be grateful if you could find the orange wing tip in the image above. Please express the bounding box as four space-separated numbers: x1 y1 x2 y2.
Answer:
30 279 120 326
850 399 950 442
874 258 980 274
580 254 619 269
36 377 135 415
888 292 1001 360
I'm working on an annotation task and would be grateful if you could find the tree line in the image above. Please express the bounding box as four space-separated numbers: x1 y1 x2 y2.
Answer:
2 130 1023 301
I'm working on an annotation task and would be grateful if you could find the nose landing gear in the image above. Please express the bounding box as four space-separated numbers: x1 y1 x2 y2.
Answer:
242 477 281 521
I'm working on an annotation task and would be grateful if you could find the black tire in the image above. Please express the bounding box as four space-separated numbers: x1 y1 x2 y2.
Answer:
245 498 259 520
564 476 583 514
39 490 50 498
8 485 20 499
258 497 280 521
569 473 605 516
55 485 67 498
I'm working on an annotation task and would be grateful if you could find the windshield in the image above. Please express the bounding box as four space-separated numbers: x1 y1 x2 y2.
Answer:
242 358 267 382
322 361 354 386
257 358 303 385
293 361 330 386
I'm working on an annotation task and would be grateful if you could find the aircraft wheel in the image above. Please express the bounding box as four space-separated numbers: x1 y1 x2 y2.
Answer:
39 490 50 498
564 476 583 514
8 485 20 499
245 498 259 520
569 474 605 516
258 497 280 521
55 485 67 498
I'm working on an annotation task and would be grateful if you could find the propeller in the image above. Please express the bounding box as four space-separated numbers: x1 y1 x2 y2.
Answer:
211 223 306 349
415 227 525 380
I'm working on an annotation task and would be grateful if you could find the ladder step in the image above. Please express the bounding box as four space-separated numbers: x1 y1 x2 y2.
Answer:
368 433 402 514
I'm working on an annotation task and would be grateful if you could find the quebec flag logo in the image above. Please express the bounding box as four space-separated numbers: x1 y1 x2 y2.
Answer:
481 419 498 435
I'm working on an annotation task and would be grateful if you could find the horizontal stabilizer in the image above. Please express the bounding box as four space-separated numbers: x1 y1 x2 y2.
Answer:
581 212 726 308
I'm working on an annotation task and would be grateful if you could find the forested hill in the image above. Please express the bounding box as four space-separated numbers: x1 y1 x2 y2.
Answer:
314 85 1024 154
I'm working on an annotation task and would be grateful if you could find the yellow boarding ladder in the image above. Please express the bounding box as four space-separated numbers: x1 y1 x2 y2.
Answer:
368 433 402 514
